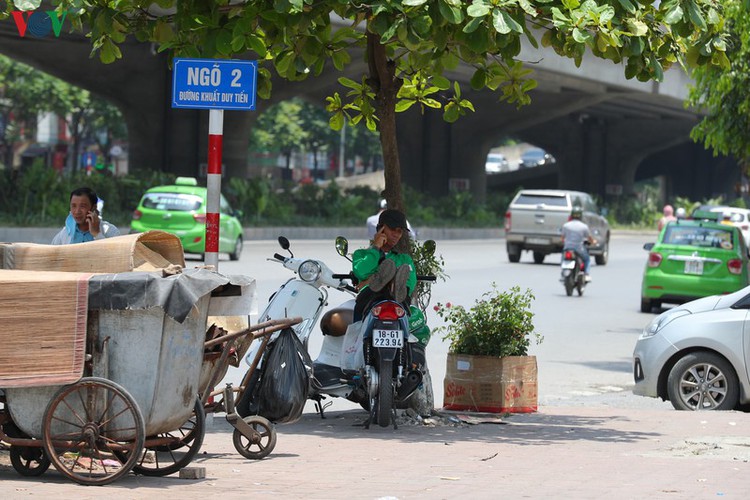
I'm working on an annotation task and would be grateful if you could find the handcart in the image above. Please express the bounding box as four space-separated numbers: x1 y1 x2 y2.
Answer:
0 267 259 485
121 316 302 476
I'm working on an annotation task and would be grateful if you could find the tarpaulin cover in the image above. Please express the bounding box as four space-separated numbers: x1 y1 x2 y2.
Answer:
88 268 255 323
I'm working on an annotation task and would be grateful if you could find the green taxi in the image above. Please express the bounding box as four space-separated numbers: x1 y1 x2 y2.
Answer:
641 212 750 313
130 177 244 260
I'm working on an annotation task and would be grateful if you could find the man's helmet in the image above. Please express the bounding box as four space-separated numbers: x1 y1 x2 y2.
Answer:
570 206 583 219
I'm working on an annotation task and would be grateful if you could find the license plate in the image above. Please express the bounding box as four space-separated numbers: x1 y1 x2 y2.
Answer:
373 329 403 348
561 260 575 269
684 260 704 275
527 238 549 245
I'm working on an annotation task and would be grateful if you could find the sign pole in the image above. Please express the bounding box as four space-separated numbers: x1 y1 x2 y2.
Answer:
171 58 257 270
205 109 223 270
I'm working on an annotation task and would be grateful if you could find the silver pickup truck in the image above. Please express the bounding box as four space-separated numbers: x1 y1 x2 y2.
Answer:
504 189 610 264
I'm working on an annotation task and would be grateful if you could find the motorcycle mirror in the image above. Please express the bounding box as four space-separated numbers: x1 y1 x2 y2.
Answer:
423 239 436 256
278 236 294 257
335 236 349 258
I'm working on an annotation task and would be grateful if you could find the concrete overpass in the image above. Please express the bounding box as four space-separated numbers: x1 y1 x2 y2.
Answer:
0 18 736 204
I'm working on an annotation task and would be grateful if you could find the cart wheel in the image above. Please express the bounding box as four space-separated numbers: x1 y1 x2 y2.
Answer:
9 445 51 477
232 416 277 460
42 377 145 486
125 398 206 477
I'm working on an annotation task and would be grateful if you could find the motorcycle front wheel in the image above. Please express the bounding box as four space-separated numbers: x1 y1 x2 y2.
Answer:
376 359 394 428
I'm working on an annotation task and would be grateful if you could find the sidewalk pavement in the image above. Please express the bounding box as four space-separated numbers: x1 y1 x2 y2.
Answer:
2 404 748 499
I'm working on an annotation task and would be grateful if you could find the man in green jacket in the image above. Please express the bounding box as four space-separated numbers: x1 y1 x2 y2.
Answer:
352 208 417 321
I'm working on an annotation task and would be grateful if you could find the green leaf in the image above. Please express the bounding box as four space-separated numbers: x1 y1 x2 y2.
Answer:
518 0 538 17
422 98 441 109
154 22 174 44
686 1 706 30
664 5 683 25
470 68 487 90
395 99 417 112
99 37 121 64
617 0 636 14
626 19 648 37
247 35 267 58
433 75 451 90
444 102 459 123
572 27 592 44
467 2 491 17
463 16 483 34
492 8 511 34
438 0 463 24
403 0 429 5
329 112 345 131
332 50 351 70
338 77 360 89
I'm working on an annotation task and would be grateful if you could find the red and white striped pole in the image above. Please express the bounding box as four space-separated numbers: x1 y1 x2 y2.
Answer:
205 108 223 270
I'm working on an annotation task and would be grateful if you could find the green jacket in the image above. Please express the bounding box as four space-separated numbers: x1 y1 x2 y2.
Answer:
352 246 417 295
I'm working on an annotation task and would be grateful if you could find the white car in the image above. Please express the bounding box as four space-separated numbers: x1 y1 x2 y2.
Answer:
633 287 750 410
485 153 509 174
709 206 750 247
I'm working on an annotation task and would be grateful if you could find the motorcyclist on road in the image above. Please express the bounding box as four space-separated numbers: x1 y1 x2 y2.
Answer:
353 209 417 321
561 206 597 282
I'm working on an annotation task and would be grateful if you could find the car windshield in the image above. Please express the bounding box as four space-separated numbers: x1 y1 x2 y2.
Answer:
662 225 735 250
514 194 567 206
487 154 505 162
142 192 203 211
522 149 544 160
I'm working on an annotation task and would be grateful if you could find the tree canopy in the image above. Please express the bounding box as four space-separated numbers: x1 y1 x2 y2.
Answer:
688 0 749 167
9 0 729 208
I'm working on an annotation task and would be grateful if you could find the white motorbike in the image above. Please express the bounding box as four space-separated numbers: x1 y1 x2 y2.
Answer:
235 236 357 417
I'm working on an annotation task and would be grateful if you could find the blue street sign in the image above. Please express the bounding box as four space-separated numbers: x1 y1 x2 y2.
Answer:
172 58 257 111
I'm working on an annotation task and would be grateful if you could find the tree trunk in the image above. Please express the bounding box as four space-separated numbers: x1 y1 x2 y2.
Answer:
367 33 403 212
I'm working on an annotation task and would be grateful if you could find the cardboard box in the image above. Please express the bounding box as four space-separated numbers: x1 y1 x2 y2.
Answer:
443 354 538 413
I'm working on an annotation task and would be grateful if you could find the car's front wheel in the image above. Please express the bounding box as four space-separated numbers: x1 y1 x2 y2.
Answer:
667 352 739 411
229 237 243 261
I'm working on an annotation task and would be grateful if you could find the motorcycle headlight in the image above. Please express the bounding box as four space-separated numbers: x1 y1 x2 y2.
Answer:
299 260 322 282
642 308 690 337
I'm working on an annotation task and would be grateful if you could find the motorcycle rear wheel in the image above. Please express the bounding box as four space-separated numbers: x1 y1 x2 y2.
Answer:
376 359 394 428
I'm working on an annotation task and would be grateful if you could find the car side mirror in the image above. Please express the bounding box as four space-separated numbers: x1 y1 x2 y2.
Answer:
643 242 654 251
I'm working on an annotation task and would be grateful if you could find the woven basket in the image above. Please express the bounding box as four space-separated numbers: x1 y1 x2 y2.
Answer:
0 230 185 273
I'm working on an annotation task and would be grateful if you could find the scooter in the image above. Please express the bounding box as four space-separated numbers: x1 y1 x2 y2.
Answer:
235 236 357 417
560 244 588 296
314 237 435 429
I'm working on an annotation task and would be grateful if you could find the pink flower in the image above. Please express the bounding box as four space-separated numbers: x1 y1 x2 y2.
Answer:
446 302 452 308
433 305 440 312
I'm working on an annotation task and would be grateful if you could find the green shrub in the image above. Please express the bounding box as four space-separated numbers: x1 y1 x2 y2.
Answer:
434 284 542 358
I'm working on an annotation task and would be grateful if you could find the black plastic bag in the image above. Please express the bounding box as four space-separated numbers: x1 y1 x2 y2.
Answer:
255 328 313 424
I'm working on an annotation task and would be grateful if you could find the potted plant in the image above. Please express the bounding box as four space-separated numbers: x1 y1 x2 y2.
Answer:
434 284 543 413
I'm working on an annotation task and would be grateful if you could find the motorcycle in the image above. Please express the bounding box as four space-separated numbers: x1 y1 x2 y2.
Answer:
239 236 435 430
235 236 357 418
320 237 435 429
560 243 588 296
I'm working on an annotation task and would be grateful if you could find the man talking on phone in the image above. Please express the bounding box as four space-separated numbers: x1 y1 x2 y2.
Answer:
51 187 120 244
